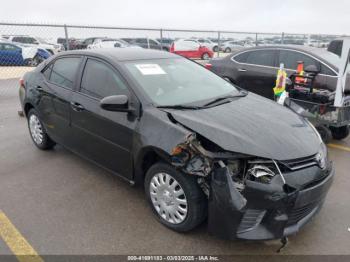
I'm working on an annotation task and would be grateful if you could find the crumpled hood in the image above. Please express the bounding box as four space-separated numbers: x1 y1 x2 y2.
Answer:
164 93 321 160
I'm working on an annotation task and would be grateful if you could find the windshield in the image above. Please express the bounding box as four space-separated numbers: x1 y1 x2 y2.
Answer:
124 58 239 106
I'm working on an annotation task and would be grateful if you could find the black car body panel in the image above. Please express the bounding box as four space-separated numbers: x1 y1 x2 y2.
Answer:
164 93 320 160
21 48 334 241
209 162 334 240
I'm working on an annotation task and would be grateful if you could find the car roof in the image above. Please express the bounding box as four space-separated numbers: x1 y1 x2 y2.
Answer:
56 48 178 61
232 45 340 68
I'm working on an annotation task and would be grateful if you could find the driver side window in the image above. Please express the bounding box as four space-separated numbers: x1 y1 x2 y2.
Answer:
80 59 129 99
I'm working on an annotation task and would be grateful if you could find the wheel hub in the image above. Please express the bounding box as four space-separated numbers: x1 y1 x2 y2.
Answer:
29 115 43 144
149 172 188 224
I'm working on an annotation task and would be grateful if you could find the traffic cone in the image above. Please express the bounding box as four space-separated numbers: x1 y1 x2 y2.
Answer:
295 61 305 84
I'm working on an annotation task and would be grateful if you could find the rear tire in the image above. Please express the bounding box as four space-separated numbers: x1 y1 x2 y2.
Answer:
225 47 231 53
27 109 56 150
201 53 210 60
213 46 219 52
24 56 40 67
144 162 207 232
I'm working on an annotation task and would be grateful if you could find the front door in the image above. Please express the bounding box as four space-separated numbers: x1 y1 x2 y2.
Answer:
70 58 137 179
235 49 278 99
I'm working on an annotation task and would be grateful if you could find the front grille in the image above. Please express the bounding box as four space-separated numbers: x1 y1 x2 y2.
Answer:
279 154 318 171
237 209 266 233
287 202 318 225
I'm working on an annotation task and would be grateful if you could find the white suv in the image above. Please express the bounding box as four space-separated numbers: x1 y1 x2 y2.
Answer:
4 35 62 54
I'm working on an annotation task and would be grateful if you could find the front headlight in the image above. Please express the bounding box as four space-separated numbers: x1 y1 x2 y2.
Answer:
317 142 328 170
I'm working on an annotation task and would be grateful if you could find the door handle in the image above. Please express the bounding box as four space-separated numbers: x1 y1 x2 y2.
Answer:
238 68 247 72
36 85 43 90
70 102 85 112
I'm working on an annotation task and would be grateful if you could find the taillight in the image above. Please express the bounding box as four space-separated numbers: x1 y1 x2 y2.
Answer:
19 78 25 88
205 63 212 70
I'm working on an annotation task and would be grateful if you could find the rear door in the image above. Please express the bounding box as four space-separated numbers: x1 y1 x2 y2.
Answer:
70 57 137 179
233 49 278 99
43 56 83 145
277 49 328 90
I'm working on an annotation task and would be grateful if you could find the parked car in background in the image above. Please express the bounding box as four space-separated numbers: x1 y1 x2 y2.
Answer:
195 38 219 52
208 45 343 99
75 37 107 49
3 35 62 54
129 38 162 50
87 38 141 49
57 37 81 50
220 40 244 53
0 41 51 66
156 38 174 51
170 39 214 59
20 48 334 241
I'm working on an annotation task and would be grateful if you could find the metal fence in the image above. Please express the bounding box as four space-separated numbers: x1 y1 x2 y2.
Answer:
0 22 346 96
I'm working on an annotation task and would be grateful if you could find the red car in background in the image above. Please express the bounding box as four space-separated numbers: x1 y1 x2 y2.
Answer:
170 39 214 60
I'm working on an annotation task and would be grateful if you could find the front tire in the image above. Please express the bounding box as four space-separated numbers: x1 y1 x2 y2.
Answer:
144 162 207 232
316 125 332 144
27 109 56 150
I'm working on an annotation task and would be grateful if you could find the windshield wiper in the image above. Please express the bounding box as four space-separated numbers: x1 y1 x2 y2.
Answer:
157 105 202 110
203 92 248 107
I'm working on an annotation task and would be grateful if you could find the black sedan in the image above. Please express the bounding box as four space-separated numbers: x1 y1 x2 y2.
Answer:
209 45 349 100
20 48 334 241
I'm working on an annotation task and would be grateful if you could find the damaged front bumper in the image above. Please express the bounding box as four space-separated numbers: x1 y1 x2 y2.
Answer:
208 162 335 241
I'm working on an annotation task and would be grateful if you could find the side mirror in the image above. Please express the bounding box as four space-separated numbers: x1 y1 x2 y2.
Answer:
305 65 320 74
100 95 132 112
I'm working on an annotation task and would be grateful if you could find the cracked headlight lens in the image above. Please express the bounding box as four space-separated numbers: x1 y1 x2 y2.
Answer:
247 163 276 183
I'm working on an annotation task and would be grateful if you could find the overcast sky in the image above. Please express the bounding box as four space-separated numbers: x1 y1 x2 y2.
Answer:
1 0 349 35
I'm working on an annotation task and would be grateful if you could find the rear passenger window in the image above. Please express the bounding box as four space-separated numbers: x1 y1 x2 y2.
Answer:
234 52 249 63
245 50 275 67
49 57 81 89
80 59 128 99
279 50 319 70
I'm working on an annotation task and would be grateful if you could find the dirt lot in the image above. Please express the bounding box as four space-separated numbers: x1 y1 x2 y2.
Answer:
0 79 350 256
